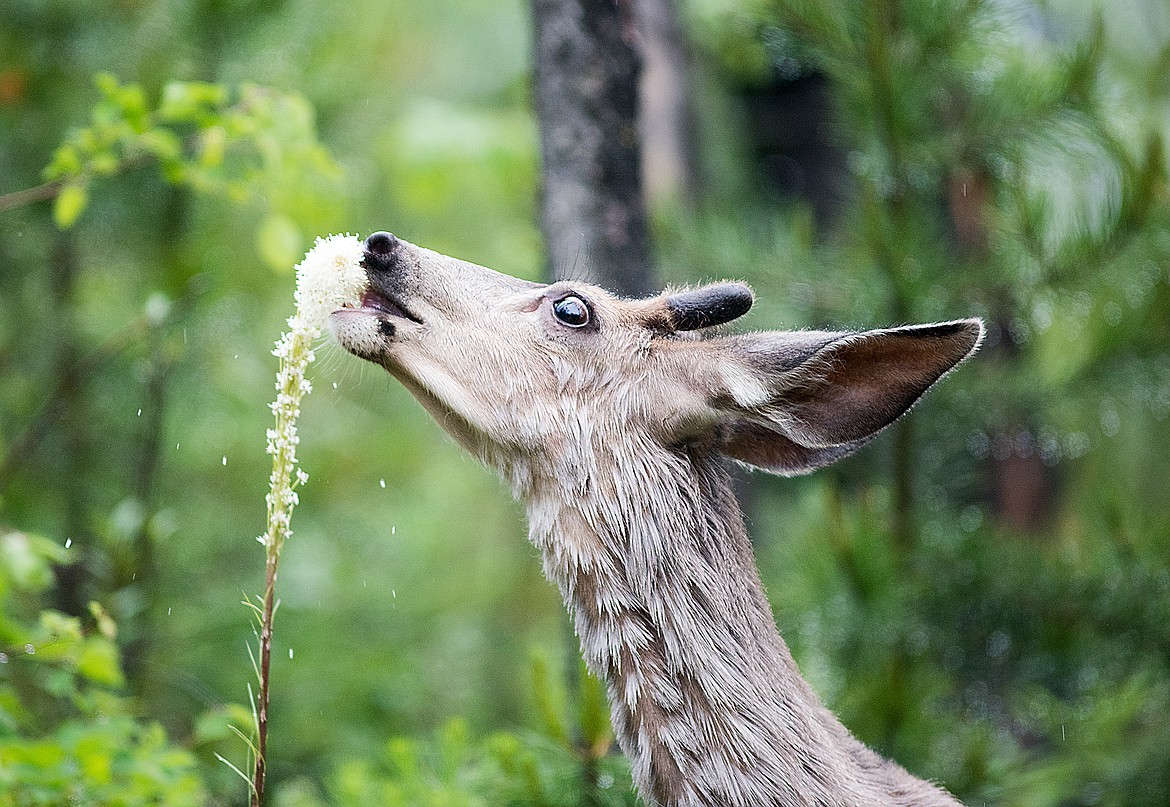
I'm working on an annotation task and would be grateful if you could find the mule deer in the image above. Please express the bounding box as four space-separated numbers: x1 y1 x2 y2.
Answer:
331 231 982 807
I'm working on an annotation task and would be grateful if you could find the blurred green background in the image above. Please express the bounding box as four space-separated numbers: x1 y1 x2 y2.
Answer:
1 0 1168 805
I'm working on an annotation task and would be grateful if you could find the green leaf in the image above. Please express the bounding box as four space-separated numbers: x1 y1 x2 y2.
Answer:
528 651 569 748
75 732 114 784
138 128 183 164
158 80 227 122
385 736 420 780
578 659 613 756
87 601 117 641
193 703 253 744
52 182 88 229
437 719 470 781
76 637 124 687
43 144 82 180
198 125 226 168
0 688 27 734
37 610 84 662
116 83 149 130
161 160 188 184
89 151 118 177
0 531 64 592
94 71 120 98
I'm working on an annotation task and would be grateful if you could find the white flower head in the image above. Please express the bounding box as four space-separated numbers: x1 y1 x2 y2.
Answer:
292 233 367 332
262 232 368 561
255 232 370 787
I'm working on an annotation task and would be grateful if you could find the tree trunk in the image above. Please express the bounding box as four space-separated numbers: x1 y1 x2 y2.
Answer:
637 0 700 208
46 233 91 618
531 0 654 296
530 4 656 802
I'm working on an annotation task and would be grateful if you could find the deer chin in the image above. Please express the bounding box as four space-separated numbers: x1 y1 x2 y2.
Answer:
330 287 425 358
328 309 396 362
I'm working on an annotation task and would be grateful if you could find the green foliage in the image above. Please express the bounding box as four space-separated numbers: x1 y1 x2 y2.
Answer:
0 528 206 805
743 483 1170 805
0 717 204 807
273 655 636 807
675 0 1170 803
0 530 120 720
42 73 342 271
320 721 535 806
2 0 1169 805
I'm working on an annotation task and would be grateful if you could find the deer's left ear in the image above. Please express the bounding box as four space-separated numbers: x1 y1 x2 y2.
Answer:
706 319 984 475
664 283 754 331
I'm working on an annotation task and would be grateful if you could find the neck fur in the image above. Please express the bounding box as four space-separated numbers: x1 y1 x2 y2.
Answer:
517 436 960 807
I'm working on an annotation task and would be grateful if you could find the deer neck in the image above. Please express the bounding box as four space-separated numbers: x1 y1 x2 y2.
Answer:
518 437 959 807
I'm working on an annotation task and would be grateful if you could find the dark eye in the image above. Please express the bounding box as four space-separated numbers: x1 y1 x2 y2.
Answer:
552 295 591 328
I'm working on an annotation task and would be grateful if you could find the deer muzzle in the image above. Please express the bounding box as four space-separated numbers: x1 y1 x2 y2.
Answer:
352 231 422 325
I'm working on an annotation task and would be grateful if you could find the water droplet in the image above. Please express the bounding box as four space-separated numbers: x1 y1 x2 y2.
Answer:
0 653 7 663
289 648 294 660
24 644 35 655
1013 431 1035 458
959 505 983 533
222 455 228 466
986 630 1010 659
391 526 396 535
1031 297 1053 331
332 382 338 389
1100 407 1121 437
168 607 172 616
65 538 72 549
1007 317 1030 345
1065 432 1090 458
1040 435 1061 466
991 433 1012 461
1103 302 1122 327
392 589 396 598
362 579 367 587
967 431 991 459
137 408 142 416
379 479 386 488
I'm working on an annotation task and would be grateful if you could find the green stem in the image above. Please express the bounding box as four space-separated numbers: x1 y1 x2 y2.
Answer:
253 553 277 807
252 330 312 805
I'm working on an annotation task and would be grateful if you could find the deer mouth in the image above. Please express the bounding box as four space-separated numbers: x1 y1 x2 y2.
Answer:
340 287 422 325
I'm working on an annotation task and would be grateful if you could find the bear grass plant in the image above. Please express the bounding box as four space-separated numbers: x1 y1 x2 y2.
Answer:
234 234 366 806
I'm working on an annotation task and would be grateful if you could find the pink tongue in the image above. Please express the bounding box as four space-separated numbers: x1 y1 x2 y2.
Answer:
361 288 411 320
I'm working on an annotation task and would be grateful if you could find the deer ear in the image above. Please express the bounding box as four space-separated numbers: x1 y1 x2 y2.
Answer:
720 422 871 476
710 319 984 475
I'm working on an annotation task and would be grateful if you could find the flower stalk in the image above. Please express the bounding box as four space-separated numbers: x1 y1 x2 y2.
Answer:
251 234 365 807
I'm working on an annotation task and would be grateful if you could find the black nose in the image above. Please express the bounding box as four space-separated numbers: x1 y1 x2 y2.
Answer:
362 231 399 273
365 231 398 256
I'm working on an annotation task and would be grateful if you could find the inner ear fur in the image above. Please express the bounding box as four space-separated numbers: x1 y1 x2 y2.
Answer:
784 320 984 446
721 421 871 477
715 319 983 474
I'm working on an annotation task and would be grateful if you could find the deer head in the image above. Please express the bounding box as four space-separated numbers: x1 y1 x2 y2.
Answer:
330 231 982 488
331 231 982 806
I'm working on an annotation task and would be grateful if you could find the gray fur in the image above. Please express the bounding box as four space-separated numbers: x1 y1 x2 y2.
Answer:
331 233 981 807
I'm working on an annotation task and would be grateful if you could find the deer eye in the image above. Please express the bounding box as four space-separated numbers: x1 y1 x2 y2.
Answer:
552 295 591 328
